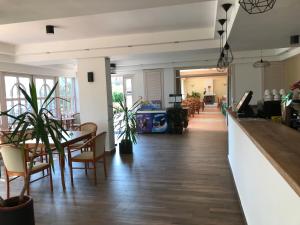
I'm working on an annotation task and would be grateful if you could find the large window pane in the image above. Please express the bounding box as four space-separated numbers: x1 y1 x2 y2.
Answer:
59 77 76 116
35 78 44 97
5 76 17 98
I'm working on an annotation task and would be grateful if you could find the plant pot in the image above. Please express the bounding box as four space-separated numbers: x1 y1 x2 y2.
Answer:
0 195 35 225
119 140 133 154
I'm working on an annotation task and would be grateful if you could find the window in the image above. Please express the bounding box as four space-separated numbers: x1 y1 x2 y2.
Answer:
59 77 76 116
34 77 56 116
4 75 31 125
0 73 77 129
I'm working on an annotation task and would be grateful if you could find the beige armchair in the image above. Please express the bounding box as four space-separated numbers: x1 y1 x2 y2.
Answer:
0 145 53 198
67 132 107 186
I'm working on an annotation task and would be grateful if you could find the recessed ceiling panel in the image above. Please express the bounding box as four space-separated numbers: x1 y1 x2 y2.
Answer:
0 1 217 44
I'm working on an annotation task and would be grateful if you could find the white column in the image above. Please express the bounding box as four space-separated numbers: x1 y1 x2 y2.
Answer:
77 57 114 151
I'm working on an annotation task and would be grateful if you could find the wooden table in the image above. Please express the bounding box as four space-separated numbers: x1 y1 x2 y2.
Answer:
26 130 92 190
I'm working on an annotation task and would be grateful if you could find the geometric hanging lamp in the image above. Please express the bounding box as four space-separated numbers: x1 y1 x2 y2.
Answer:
239 0 276 14
253 50 271 68
217 51 227 72
222 3 234 66
217 29 227 72
216 19 227 71
223 42 234 66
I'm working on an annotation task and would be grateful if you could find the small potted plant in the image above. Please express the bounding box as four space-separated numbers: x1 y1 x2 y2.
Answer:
114 98 141 154
0 80 67 225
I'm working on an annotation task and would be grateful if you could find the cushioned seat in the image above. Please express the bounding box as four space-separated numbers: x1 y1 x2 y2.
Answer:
67 132 107 185
28 162 50 172
1 144 53 198
72 151 93 160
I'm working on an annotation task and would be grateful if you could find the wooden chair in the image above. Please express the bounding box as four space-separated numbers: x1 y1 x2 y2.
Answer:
71 113 81 130
67 132 107 186
70 122 98 152
0 144 53 198
78 122 97 136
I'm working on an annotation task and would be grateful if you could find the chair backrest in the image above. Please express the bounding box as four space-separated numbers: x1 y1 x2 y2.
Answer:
0 130 32 145
93 132 106 158
73 113 81 124
0 145 25 173
80 122 97 136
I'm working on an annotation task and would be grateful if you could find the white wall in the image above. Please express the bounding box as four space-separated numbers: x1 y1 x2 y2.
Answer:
264 61 285 91
228 115 300 225
77 57 114 151
231 62 263 105
163 68 175 108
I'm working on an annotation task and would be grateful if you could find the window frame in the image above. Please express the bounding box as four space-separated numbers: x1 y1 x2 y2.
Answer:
0 73 77 129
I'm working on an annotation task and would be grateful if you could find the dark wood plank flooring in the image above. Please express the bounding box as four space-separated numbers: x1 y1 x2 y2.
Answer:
0 110 245 225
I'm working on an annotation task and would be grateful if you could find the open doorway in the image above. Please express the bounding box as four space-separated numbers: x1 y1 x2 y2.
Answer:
175 67 229 130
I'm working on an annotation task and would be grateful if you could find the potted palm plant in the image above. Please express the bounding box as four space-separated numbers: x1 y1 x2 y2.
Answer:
114 98 141 154
0 79 67 225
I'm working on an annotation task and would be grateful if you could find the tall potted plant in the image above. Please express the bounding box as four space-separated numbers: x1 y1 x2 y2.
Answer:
0 79 67 225
114 98 141 154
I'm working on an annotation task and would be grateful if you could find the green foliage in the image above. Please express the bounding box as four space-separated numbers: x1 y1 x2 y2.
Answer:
282 91 293 106
191 91 201 98
112 92 124 103
114 98 141 144
0 79 68 203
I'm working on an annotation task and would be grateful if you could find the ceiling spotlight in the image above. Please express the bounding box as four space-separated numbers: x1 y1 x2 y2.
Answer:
239 0 276 14
46 25 55 35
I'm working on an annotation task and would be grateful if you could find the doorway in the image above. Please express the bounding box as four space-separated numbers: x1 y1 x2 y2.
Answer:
176 68 230 114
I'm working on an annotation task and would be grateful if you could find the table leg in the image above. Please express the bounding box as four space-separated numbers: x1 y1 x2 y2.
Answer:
59 153 66 191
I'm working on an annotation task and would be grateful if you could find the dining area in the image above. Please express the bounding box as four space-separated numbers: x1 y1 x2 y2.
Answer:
0 77 110 225
0 119 108 195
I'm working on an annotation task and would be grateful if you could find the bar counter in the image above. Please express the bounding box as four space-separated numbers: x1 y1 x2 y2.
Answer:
227 111 300 225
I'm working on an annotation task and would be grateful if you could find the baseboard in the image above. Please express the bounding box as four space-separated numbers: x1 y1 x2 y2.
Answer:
227 157 248 225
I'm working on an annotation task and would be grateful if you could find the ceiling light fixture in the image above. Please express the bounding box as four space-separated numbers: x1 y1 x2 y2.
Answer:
217 28 226 72
239 0 276 14
46 25 55 35
253 50 271 68
222 3 234 66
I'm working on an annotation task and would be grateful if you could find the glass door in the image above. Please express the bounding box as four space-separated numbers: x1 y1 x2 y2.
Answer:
124 77 133 108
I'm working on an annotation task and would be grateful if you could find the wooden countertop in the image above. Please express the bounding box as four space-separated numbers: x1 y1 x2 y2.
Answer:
228 111 300 196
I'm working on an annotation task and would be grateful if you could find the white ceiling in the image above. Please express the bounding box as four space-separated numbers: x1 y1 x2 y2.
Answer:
0 1 217 44
1 0 299 69
0 0 214 25
229 0 300 50
112 48 219 66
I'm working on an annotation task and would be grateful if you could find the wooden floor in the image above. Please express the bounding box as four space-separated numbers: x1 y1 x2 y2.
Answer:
0 108 245 225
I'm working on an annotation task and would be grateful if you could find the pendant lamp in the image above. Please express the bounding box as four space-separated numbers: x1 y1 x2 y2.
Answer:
239 0 276 14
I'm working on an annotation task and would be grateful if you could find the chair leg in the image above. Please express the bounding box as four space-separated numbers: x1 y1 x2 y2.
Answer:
49 167 53 192
26 176 30 196
6 173 10 199
103 156 107 178
93 161 97 185
41 155 45 177
85 163 88 175
69 160 74 187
